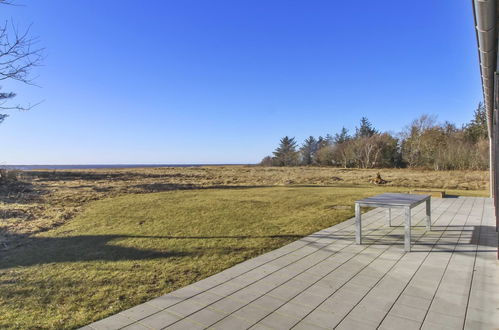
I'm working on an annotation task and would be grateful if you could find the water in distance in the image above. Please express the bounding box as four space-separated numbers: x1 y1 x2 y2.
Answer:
2 164 244 170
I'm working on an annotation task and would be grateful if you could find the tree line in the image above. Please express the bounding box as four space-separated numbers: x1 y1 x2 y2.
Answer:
261 103 489 170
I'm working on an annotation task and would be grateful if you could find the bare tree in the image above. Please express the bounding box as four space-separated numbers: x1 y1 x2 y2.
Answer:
0 0 43 123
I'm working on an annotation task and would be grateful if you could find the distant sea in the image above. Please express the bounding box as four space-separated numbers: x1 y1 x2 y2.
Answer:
1 164 246 170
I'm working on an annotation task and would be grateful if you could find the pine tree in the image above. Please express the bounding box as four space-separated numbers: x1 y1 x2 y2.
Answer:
300 136 318 165
272 136 299 166
465 102 488 143
316 136 329 150
334 127 351 144
324 134 334 145
355 117 377 138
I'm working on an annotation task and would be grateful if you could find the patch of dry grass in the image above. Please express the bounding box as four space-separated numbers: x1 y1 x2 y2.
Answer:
0 166 488 251
0 166 489 328
0 185 439 328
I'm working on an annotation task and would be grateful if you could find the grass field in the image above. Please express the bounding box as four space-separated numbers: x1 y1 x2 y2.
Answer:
0 166 490 328
0 166 489 246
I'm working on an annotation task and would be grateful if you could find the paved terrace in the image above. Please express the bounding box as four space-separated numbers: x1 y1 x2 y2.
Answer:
84 196 498 330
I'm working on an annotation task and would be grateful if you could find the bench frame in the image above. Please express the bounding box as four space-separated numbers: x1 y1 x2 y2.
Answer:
355 194 431 252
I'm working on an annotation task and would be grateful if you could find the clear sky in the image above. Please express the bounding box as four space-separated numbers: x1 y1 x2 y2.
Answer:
0 0 483 164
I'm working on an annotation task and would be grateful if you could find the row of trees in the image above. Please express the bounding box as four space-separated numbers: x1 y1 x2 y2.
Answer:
261 104 489 170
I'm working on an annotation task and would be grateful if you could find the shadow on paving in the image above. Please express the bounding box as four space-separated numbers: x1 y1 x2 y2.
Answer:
358 224 497 252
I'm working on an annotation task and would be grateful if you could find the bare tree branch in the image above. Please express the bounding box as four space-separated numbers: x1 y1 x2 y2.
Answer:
0 1 43 118
0 21 44 85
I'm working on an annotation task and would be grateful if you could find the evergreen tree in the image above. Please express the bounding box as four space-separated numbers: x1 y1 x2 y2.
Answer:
324 134 335 145
272 136 299 166
300 136 318 165
316 136 329 150
334 127 351 144
355 117 377 138
465 102 488 143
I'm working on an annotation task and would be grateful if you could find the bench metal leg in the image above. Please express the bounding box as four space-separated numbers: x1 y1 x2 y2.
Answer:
388 208 392 226
355 203 361 244
426 198 431 230
405 206 411 252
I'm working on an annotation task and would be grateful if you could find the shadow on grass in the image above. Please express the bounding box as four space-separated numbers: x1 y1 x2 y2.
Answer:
0 235 178 269
131 183 273 193
131 183 382 193
0 180 47 204
55 182 278 193
25 170 206 182
0 233 306 269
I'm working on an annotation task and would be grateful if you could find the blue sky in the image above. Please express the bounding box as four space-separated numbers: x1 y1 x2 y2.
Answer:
0 1 482 164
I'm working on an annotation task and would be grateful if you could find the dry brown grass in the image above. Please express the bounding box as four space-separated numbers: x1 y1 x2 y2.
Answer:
0 166 489 251
0 165 490 328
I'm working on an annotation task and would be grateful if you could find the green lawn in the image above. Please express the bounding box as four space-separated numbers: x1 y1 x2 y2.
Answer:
0 186 485 329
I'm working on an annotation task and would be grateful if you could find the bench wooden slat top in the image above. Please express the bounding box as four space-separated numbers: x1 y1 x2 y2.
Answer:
356 193 430 207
